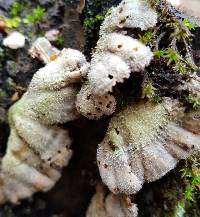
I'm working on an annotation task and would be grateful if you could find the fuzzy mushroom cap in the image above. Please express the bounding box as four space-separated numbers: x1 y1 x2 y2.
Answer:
0 115 72 204
76 85 116 120
24 48 90 125
3 31 25 49
86 184 138 217
167 0 200 19
101 0 157 34
88 33 153 95
29 48 89 91
97 98 200 195
88 52 131 94
0 47 88 204
97 33 154 72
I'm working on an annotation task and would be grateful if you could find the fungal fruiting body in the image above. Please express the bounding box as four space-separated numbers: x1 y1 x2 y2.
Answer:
76 0 156 119
100 0 157 33
45 29 60 42
86 184 138 217
3 31 25 49
0 48 88 204
76 85 117 120
88 33 153 95
97 97 200 195
167 0 200 19
29 37 60 64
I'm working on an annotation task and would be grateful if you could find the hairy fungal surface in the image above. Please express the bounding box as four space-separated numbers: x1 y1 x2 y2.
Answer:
76 0 156 119
167 0 200 19
86 184 138 217
88 33 153 95
97 96 200 195
76 85 116 120
100 0 157 33
0 48 88 204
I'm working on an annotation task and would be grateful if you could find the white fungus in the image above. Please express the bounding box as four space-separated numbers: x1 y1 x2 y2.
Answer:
3 31 25 49
76 0 156 119
76 85 116 120
86 184 138 217
97 98 200 195
45 29 60 42
0 47 89 204
167 0 200 19
88 52 131 94
100 0 157 34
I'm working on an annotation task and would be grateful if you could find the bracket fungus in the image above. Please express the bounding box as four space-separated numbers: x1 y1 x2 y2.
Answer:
76 0 156 119
97 96 200 195
86 184 138 217
0 48 88 204
100 0 157 33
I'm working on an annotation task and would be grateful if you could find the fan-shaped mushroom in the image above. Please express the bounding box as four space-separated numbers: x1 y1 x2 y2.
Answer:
97 96 200 194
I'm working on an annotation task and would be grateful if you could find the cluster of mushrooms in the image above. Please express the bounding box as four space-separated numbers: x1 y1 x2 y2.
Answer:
0 0 199 216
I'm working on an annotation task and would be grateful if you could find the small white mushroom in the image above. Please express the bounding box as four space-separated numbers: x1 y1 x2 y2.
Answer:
76 0 156 119
101 0 157 34
3 31 25 49
76 85 116 120
88 52 131 94
86 184 138 217
97 33 153 72
45 29 60 42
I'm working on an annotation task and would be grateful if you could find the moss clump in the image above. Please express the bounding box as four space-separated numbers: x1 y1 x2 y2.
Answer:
142 82 161 104
82 0 105 57
24 6 45 24
131 1 198 105
158 155 200 217
82 0 121 58
9 1 24 17
188 95 200 109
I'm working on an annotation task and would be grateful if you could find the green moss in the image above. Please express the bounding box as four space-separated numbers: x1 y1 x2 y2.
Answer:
154 49 165 59
182 18 197 31
142 82 161 104
188 96 200 109
9 1 24 17
0 89 6 98
83 0 107 56
4 16 21 28
56 34 64 46
152 154 200 217
24 6 45 24
163 48 181 65
139 30 156 46
84 14 104 32
152 95 162 104
142 83 156 99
